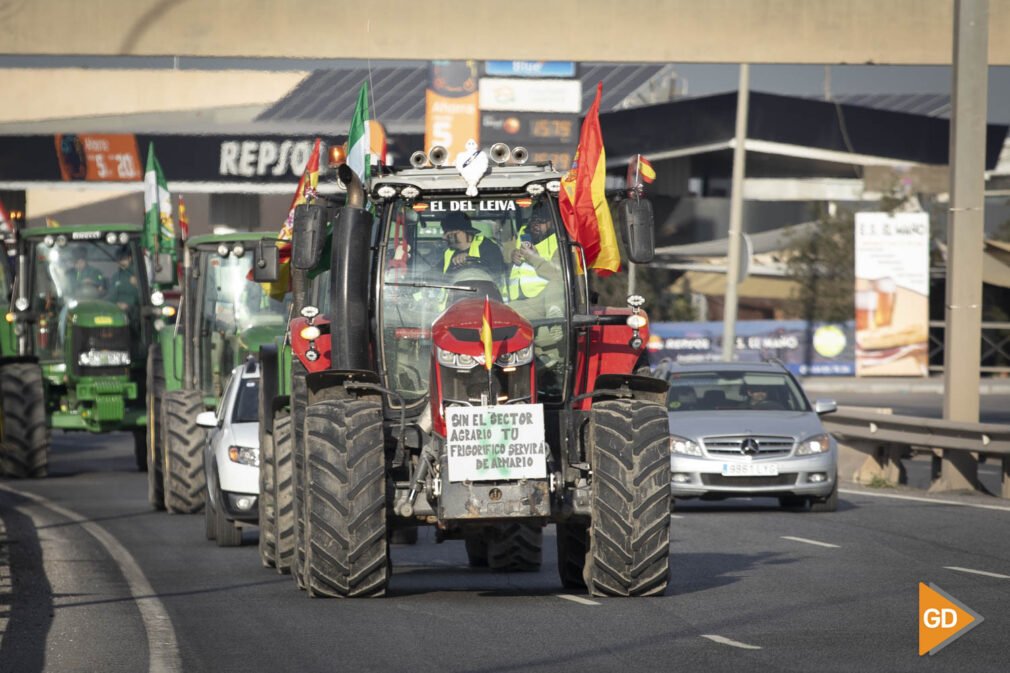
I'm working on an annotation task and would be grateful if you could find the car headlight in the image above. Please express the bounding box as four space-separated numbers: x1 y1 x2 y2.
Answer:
797 433 831 455
78 349 131 367
670 435 703 457
228 446 259 467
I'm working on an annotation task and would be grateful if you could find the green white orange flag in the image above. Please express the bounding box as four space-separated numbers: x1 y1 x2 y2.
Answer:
480 295 495 371
347 82 371 183
143 142 175 260
559 82 621 276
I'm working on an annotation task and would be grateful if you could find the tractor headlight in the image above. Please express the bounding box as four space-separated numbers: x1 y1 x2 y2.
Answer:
436 347 481 369
299 325 321 341
78 349 131 367
496 345 534 366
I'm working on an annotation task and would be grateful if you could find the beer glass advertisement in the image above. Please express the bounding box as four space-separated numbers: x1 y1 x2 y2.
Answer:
854 212 930 376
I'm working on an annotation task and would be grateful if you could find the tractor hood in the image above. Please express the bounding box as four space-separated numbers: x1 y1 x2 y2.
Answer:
432 298 533 357
68 299 128 328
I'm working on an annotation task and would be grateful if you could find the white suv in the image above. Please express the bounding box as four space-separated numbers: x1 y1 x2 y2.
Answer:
197 359 261 546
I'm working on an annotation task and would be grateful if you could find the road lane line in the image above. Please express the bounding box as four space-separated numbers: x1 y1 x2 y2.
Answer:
670 514 684 519
701 634 762 650
839 488 1010 512
0 485 181 673
944 566 1010 580
557 594 600 606
781 535 840 549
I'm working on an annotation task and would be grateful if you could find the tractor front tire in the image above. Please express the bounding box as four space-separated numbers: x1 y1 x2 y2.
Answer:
162 389 207 514
556 522 589 589
146 345 166 510
272 412 295 574
304 398 388 598
0 363 50 478
585 398 671 597
487 524 543 572
258 418 277 568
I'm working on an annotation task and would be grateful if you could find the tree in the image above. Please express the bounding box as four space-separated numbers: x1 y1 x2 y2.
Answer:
782 203 855 323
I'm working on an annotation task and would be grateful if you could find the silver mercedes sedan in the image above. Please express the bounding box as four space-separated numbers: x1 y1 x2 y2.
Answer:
659 360 838 512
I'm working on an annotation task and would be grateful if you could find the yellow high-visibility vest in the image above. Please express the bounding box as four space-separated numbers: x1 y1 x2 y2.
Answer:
508 230 558 300
443 234 486 273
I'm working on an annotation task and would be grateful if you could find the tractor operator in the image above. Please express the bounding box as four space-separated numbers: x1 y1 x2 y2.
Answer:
440 211 505 283
506 205 565 395
67 246 106 297
108 246 140 312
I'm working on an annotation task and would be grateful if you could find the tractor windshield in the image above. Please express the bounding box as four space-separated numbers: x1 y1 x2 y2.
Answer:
196 247 292 397
378 195 570 404
29 235 145 357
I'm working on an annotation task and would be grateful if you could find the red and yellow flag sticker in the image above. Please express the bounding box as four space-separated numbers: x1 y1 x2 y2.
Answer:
515 198 532 208
412 203 429 212
919 583 983 656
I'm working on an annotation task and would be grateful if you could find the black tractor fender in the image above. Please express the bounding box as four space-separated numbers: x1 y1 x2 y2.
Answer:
305 369 383 406
588 373 668 406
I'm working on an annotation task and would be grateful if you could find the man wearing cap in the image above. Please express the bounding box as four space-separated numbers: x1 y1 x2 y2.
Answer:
108 246 141 312
508 207 560 301
67 246 106 297
441 211 505 282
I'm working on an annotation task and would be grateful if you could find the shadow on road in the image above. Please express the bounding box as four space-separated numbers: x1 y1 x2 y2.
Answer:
0 491 53 673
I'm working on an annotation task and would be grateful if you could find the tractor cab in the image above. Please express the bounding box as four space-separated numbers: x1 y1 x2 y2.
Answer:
185 233 293 401
375 182 584 418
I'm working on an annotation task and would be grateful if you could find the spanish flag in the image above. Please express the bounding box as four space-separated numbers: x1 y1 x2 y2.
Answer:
480 295 494 371
638 156 656 183
559 82 621 276
250 138 320 300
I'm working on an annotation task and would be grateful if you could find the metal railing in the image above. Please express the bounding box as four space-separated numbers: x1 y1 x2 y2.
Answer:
928 320 1010 374
823 407 1010 498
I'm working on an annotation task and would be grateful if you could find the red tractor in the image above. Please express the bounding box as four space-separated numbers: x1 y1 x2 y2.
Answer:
275 143 669 597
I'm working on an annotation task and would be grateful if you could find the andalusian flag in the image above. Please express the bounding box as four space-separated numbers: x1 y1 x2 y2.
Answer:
480 296 495 371
347 82 371 183
258 138 321 300
559 82 621 276
143 143 175 260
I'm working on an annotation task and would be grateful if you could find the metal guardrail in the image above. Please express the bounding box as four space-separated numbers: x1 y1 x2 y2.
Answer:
823 408 1010 498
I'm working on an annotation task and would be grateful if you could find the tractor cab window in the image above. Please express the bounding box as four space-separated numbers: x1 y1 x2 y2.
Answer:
30 235 145 357
378 195 570 404
197 248 292 397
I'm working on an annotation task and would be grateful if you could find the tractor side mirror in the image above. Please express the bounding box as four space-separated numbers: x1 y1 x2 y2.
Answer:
291 203 327 270
616 197 655 264
252 240 280 283
153 252 175 285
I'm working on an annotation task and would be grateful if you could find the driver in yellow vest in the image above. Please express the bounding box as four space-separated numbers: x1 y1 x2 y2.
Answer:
441 211 505 284
507 207 565 395
508 208 560 300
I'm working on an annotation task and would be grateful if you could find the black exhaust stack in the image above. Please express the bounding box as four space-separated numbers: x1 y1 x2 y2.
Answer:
330 164 373 372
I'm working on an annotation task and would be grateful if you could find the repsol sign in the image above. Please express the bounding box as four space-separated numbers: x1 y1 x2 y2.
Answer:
218 139 320 178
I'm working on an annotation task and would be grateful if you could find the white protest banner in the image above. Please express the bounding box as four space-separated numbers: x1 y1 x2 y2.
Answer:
445 404 546 482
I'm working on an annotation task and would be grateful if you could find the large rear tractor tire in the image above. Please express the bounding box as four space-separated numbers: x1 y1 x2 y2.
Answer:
162 389 207 514
272 412 295 574
257 416 277 568
585 398 671 597
146 345 166 510
0 363 51 478
304 398 388 598
487 524 543 572
556 522 589 589
291 362 309 589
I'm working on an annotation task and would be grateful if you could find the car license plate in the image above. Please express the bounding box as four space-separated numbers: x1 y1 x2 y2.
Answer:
721 462 779 477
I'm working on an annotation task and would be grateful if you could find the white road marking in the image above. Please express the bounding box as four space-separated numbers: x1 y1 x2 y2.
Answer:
781 535 840 549
557 593 600 606
944 566 1010 580
840 488 1010 512
0 485 181 673
701 634 762 650
670 514 684 519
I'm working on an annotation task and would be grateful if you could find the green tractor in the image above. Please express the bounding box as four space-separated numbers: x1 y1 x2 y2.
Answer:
146 232 292 513
1 224 162 477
